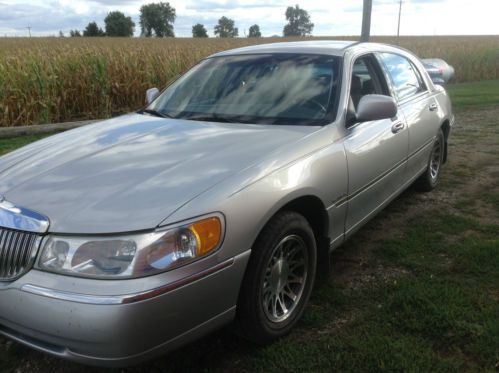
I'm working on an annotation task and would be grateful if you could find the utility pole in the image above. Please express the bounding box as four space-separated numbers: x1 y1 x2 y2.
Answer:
26 26 32 37
397 0 403 37
360 0 372 42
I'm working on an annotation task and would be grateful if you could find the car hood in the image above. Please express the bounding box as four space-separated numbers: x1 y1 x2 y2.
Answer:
0 114 319 234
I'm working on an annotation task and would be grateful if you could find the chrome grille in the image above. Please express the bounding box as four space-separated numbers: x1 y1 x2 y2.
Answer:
0 227 39 281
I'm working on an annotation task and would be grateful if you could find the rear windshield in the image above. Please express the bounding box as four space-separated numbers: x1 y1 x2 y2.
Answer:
149 53 341 126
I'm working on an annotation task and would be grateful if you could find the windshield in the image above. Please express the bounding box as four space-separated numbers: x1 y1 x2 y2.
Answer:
148 53 341 126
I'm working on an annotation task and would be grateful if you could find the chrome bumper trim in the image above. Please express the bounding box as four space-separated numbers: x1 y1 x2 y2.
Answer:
21 258 234 305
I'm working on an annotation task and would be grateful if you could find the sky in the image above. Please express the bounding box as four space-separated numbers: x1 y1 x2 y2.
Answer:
0 0 498 37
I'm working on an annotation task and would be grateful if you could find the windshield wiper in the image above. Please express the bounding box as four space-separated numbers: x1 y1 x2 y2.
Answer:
182 113 244 124
139 109 174 118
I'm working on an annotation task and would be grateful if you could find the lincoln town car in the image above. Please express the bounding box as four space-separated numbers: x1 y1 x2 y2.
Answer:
0 41 453 366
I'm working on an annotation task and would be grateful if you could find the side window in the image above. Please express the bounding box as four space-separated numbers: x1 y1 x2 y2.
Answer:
379 53 425 101
350 55 388 110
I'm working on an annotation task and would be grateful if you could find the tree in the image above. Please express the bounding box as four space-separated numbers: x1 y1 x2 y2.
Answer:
192 23 208 37
283 5 314 36
248 24 261 38
69 29 81 37
59 30 65 37
214 16 238 38
104 11 135 37
83 21 105 37
140 2 176 37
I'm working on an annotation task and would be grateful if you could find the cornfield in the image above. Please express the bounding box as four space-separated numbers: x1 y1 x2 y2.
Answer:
0 35 498 127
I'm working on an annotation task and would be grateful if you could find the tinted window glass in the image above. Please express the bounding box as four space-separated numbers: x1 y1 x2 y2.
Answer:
380 53 424 100
149 54 341 126
351 57 384 109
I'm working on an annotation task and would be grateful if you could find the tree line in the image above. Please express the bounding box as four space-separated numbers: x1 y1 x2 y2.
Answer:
65 3 313 38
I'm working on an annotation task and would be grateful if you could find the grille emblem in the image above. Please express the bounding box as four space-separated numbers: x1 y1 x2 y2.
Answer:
0 196 49 233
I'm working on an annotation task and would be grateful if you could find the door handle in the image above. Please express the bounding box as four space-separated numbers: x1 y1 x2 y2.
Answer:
391 122 405 134
429 103 438 112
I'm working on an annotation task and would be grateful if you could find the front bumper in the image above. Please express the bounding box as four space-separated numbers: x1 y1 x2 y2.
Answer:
0 250 250 367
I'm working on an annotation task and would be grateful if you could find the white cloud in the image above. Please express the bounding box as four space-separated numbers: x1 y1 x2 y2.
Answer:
0 0 497 37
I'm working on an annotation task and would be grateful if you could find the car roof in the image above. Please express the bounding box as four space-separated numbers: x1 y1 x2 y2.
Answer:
208 40 412 58
209 40 360 58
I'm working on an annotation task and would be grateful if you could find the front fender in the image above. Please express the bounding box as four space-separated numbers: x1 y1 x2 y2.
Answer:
163 137 348 262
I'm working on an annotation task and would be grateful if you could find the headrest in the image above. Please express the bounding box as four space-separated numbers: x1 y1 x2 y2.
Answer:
351 75 362 93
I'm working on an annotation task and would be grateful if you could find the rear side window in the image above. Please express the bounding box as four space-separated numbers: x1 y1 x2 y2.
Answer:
379 53 425 101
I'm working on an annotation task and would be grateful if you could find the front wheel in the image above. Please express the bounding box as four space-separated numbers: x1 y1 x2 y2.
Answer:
415 128 445 192
236 211 317 343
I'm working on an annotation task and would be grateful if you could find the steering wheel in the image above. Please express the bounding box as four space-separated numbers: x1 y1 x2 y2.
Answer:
302 99 327 114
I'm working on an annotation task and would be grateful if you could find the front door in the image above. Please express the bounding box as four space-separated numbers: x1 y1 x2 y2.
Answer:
343 54 409 235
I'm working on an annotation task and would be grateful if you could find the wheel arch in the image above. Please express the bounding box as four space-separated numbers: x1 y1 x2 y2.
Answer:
252 194 332 278
278 195 329 243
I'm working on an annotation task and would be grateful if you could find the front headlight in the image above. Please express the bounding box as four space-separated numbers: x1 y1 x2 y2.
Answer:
36 216 223 279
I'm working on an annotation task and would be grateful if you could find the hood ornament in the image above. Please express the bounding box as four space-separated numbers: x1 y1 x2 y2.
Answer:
0 195 49 234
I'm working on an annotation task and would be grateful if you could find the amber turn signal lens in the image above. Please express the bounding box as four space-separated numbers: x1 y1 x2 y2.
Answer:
189 217 222 256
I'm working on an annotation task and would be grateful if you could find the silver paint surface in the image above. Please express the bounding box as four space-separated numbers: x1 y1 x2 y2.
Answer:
0 115 318 234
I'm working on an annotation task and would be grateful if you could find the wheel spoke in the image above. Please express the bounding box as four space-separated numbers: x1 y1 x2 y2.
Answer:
288 273 304 284
289 258 305 272
284 286 298 302
263 292 270 307
277 294 288 315
263 283 272 296
272 294 278 316
261 234 309 323
429 139 442 180
285 244 299 260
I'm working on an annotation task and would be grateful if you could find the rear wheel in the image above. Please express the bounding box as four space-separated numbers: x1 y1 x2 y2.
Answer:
415 128 445 192
236 211 317 343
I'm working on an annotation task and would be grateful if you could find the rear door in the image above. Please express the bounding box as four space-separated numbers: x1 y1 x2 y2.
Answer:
343 54 409 235
378 52 441 180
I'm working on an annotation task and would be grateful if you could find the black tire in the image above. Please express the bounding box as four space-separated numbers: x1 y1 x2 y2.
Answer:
415 128 445 192
236 211 317 344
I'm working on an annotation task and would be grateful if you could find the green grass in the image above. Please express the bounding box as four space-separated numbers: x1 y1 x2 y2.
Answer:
446 80 499 109
484 191 499 210
0 133 52 155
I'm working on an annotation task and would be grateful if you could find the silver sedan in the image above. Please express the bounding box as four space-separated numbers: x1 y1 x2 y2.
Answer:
422 58 455 85
0 41 453 367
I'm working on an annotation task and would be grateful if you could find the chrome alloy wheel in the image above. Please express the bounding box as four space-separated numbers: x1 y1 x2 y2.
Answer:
430 137 442 180
262 235 308 323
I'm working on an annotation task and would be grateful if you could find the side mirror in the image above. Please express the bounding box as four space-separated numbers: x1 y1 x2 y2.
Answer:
146 87 160 105
356 94 397 122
